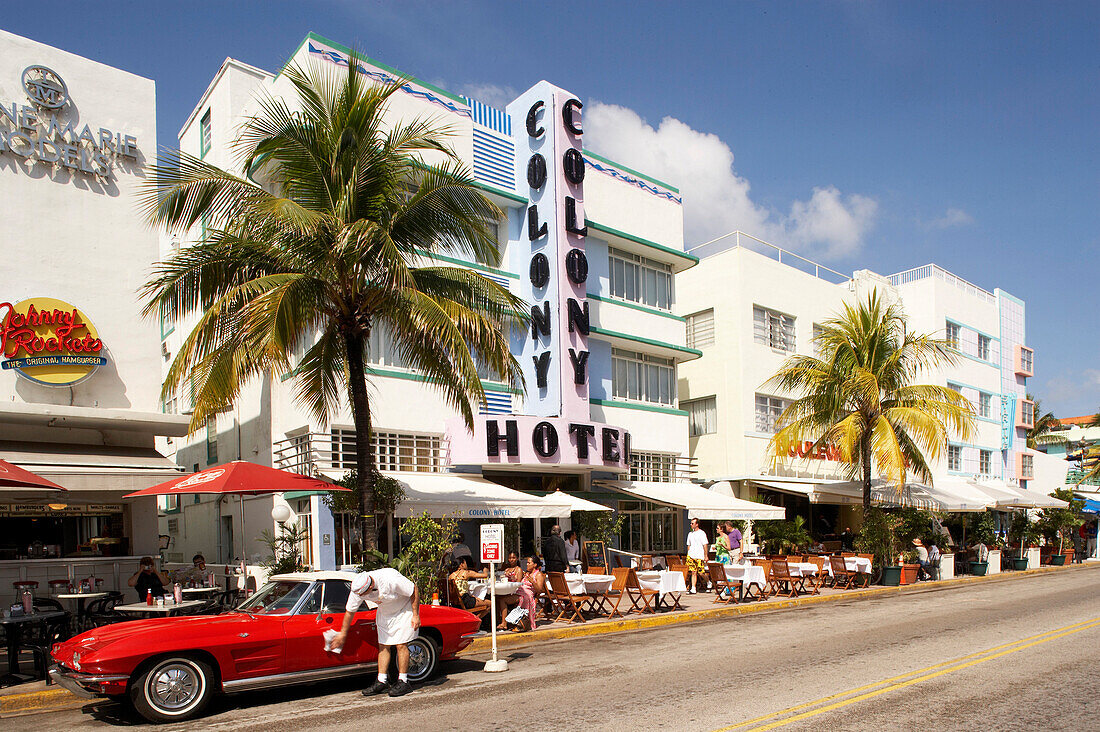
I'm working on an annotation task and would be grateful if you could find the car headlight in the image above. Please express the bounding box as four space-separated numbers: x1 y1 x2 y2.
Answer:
71 652 82 671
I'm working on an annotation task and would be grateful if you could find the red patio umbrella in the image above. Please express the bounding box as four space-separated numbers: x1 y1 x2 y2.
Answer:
0 458 67 491
123 461 348 560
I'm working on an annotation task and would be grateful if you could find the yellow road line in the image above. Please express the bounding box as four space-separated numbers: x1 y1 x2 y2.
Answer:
714 616 1100 732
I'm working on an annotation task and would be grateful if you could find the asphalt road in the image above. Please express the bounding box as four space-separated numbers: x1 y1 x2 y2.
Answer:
18 566 1100 731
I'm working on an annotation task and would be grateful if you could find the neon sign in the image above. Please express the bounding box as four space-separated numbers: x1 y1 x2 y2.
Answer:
0 298 106 386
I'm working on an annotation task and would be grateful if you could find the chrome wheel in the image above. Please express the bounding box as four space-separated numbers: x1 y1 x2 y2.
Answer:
406 635 439 683
149 662 201 709
131 656 214 723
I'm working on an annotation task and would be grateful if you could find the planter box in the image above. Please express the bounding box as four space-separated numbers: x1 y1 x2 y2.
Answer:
986 549 1001 574
939 553 955 580
970 561 989 576
882 566 902 586
1063 549 1075 564
1050 555 1066 566
899 564 920 585
1026 546 1041 570
1011 557 1029 571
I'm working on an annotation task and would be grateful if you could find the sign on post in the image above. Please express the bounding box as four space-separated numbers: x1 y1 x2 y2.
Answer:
480 523 503 564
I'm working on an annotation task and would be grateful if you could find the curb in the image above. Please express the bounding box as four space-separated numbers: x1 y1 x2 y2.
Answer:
0 688 84 718
458 562 1098 655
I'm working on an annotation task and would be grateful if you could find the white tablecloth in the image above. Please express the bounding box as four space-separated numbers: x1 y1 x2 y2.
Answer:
563 573 615 595
635 570 687 596
785 562 821 578
468 580 520 600
722 564 768 591
820 557 873 576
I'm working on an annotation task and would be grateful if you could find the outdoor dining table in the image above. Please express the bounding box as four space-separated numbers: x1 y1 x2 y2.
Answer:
722 563 768 600
786 562 821 578
468 580 520 601
114 600 206 618
181 586 220 597
820 557 873 576
57 592 108 631
0 609 68 679
635 570 687 609
563 573 615 596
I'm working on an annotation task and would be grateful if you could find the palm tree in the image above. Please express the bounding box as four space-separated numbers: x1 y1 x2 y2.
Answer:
140 55 526 552
766 291 975 510
1025 394 1059 449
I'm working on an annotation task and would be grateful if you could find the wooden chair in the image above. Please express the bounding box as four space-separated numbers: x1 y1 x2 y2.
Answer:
855 554 874 587
586 564 609 575
841 552 856 558
666 555 691 584
624 568 659 613
546 572 588 624
802 557 825 595
749 557 773 599
708 562 738 604
449 579 491 622
829 556 856 589
769 559 803 598
592 570 627 619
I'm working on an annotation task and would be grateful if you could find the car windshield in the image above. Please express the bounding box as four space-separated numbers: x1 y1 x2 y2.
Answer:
238 580 310 614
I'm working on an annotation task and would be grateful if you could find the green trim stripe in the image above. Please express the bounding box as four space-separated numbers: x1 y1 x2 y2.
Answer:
587 293 685 322
281 364 519 394
589 325 701 357
585 220 698 265
590 397 688 417
472 181 527 204
582 149 680 193
416 250 520 279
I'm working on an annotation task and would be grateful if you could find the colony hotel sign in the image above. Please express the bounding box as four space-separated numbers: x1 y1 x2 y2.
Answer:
0 65 139 177
0 298 107 386
447 82 631 471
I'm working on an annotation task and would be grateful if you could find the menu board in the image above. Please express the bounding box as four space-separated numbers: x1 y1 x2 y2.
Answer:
583 541 606 570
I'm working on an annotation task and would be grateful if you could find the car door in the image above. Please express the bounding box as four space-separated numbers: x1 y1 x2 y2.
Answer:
283 580 378 672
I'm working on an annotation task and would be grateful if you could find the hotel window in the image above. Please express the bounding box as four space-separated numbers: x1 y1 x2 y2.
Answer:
947 382 962 395
609 247 673 310
1020 454 1034 480
685 309 715 349
979 449 992 476
753 306 795 352
618 500 680 553
206 417 218 465
684 396 717 437
200 109 211 158
948 445 962 472
1016 346 1034 376
945 321 960 349
812 323 825 358
630 452 677 482
1019 399 1035 428
162 390 178 415
331 429 443 473
611 348 675 405
367 324 408 369
977 334 991 361
755 394 789 434
978 392 992 419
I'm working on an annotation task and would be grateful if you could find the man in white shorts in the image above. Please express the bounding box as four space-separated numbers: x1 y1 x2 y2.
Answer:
331 567 421 697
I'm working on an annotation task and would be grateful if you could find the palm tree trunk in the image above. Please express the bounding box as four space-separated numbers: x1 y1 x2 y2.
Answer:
861 435 872 512
344 332 378 554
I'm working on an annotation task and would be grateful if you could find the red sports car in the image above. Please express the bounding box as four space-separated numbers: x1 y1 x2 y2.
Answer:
49 571 482 723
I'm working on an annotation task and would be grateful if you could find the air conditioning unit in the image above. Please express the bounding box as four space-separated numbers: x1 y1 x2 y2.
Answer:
161 342 170 358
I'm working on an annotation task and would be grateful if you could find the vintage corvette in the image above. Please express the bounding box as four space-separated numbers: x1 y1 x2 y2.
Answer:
49 571 482 723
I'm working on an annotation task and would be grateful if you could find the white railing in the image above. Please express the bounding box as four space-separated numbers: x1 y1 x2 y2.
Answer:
688 231 850 285
888 264 996 304
272 432 449 476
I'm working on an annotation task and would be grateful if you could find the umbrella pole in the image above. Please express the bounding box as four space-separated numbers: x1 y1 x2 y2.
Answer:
240 495 246 563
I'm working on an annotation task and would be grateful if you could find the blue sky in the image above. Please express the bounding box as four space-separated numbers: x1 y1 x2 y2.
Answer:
5 1 1097 416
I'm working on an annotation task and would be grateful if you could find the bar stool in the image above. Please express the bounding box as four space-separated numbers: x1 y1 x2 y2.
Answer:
48 579 71 597
13 580 39 598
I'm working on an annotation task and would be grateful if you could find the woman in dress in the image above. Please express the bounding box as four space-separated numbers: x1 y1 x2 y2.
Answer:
448 556 491 617
713 522 733 565
511 554 546 632
495 551 524 630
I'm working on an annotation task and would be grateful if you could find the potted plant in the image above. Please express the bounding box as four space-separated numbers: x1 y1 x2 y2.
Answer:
898 549 921 585
1008 511 1041 570
968 512 996 575
1037 488 1084 566
855 509 903 586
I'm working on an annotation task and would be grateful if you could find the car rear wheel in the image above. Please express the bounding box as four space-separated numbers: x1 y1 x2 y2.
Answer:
406 635 439 683
130 655 215 723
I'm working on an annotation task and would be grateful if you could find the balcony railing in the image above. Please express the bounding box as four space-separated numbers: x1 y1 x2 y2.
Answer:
272 432 449 476
887 264 996 305
1067 467 1100 487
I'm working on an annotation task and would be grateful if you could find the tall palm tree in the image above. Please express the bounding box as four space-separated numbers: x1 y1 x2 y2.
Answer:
766 291 975 510
140 55 526 551
1025 394 1059 449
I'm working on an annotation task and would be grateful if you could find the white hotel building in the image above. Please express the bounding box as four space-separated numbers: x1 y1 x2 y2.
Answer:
159 33 707 566
676 233 1056 533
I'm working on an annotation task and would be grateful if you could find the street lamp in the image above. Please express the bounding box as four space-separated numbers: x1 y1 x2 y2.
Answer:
271 503 292 524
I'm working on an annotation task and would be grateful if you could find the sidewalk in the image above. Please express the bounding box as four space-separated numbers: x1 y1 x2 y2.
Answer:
1 562 1094 719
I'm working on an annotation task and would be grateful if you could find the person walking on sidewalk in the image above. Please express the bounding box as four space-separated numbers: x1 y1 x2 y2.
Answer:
331 567 420 697
686 518 709 594
543 524 570 574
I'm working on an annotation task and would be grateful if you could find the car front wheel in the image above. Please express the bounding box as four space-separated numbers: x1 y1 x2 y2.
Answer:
130 655 215 723
406 635 439 683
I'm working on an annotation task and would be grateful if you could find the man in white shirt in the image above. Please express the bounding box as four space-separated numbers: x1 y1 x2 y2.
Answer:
331 567 420 697
685 517 709 594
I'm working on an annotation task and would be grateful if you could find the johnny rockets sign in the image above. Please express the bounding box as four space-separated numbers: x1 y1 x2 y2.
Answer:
0 298 107 386
445 83 630 471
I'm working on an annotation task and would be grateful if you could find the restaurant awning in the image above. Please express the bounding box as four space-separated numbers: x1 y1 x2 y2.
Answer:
598 480 786 520
1081 499 1100 515
338 472 574 519
752 479 860 505
805 477 994 512
0 441 184 501
538 490 613 512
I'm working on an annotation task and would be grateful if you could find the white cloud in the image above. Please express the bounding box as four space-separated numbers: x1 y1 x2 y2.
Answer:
583 102 877 260
928 207 975 229
460 83 518 110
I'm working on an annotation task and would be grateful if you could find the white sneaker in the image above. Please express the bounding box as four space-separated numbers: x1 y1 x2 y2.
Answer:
689 588 696 594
